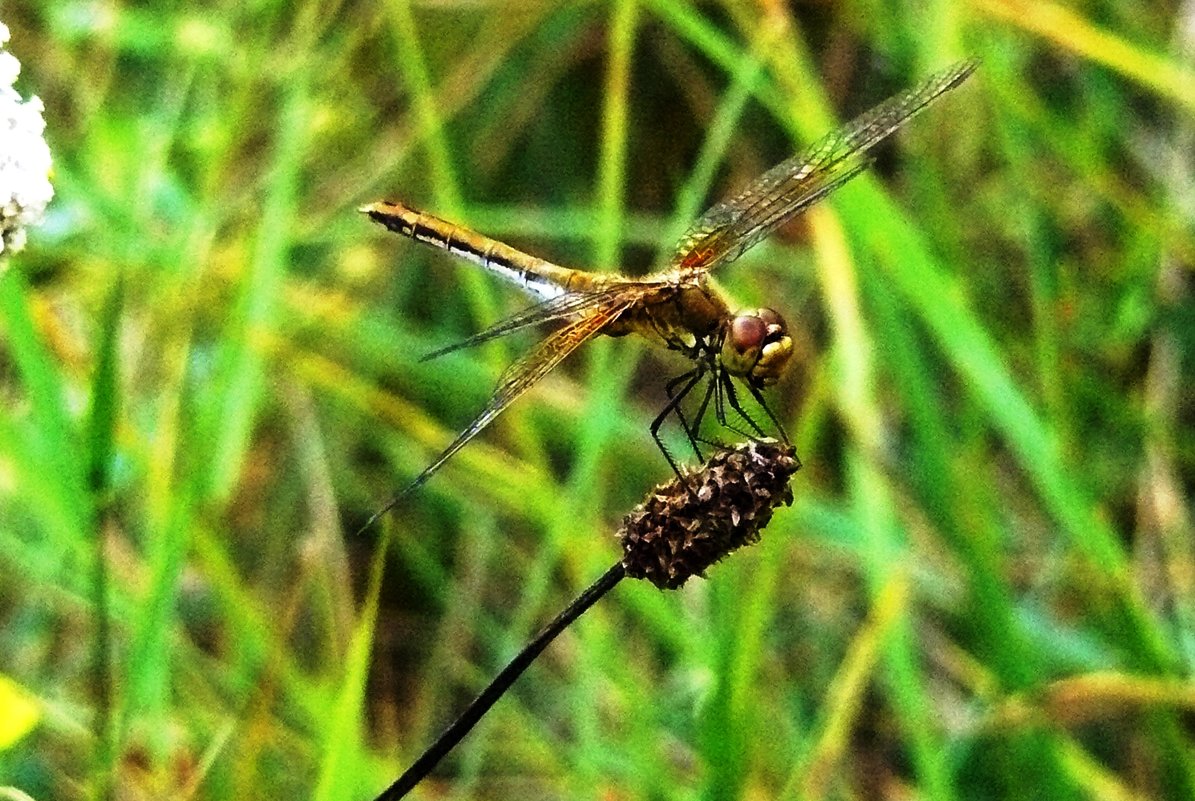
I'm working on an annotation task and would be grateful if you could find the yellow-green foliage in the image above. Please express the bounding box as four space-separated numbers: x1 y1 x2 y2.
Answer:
1 1 1193 799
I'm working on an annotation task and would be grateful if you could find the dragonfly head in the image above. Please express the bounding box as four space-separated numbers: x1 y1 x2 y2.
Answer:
721 307 792 386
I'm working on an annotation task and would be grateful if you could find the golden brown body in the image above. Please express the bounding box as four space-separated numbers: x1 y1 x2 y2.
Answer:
362 201 786 376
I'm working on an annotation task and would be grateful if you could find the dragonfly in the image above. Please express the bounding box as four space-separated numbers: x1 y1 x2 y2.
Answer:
360 59 976 519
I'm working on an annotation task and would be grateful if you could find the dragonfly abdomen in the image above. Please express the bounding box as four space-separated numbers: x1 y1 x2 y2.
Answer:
362 200 583 301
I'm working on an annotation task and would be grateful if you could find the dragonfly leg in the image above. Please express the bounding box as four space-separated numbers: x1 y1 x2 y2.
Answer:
712 369 740 432
711 369 749 440
713 367 726 426
722 373 767 438
663 367 706 461
747 382 791 446
688 372 724 451
665 367 700 399
712 369 764 440
651 367 706 482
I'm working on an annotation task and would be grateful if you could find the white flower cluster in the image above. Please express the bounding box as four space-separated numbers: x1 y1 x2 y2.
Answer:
0 21 53 256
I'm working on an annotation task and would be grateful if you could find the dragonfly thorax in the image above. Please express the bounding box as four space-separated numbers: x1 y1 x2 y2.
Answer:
673 284 726 336
720 307 792 386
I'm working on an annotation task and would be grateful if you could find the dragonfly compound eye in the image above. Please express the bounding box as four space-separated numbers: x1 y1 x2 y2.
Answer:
720 313 765 374
731 314 766 350
722 309 792 384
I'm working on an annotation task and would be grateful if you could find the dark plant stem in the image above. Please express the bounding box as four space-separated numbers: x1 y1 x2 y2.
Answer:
373 562 626 801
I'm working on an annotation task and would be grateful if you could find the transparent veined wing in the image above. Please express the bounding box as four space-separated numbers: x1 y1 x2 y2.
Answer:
671 59 977 275
421 281 657 361
355 295 638 533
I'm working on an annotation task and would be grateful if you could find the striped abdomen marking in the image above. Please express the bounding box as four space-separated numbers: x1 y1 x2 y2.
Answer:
362 200 592 301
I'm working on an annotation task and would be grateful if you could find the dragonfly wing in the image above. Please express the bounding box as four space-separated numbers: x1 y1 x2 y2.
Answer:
395 296 635 498
422 283 642 361
671 59 977 274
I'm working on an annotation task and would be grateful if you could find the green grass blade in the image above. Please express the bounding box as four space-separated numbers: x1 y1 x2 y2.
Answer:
0 267 88 539
314 533 387 801
86 275 123 800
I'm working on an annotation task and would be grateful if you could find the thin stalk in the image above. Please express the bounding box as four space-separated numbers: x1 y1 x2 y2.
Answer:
372 563 626 801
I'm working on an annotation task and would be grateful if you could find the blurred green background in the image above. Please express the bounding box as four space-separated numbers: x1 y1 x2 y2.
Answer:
2 0 1194 799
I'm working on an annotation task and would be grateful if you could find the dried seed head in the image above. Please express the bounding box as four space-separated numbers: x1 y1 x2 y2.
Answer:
617 440 799 589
